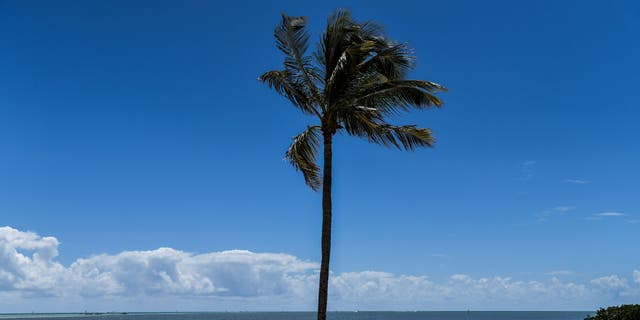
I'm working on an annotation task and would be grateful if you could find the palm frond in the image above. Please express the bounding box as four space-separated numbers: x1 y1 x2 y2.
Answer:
275 15 310 58
274 14 322 105
315 9 360 81
345 115 435 150
357 43 415 80
259 70 317 115
375 124 435 150
325 40 377 92
354 79 446 115
285 126 322 190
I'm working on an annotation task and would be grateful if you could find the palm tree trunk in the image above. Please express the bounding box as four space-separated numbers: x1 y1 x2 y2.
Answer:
317 132 333 320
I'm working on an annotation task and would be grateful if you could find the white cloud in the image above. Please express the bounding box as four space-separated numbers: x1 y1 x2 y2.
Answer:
553 206 574 213
545 270 572 276
535 206 574 222
0 226 318 299
590 275 627 289
563 179 589 184
586 212 629 221
0 226 66 294
594 212 625 217
2 226 640 312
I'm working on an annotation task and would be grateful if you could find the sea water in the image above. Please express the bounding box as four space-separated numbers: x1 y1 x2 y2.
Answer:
0 311 594 320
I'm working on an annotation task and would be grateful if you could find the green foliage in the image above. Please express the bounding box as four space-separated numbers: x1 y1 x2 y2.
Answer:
284 126 322 190
260 9 446 190
585 305 640 320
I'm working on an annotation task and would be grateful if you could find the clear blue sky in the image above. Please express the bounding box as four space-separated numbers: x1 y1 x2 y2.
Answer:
0 0 639 311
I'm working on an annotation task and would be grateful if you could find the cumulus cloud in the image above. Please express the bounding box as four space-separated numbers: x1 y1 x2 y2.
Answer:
2 226 640 312
0 226 66 294
590 275 627 289
69 248 315 297
0 227 318 299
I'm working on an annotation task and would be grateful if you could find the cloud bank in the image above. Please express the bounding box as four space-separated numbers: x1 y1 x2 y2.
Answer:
1 226 639 312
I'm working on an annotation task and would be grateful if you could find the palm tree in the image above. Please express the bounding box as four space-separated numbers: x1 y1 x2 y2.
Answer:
260 10 445 320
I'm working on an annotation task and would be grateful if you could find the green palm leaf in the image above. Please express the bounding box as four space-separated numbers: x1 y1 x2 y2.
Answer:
259 69 316 115
274 14 323 108
285 126 322 190
355 79 445 115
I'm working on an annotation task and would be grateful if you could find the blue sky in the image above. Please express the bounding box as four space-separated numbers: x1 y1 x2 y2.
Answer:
1 0 639 311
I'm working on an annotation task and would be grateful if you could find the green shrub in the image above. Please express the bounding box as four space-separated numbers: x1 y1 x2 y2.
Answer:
585 304 640 320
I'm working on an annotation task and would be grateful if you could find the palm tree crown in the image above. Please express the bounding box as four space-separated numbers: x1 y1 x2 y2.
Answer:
260 10 446 190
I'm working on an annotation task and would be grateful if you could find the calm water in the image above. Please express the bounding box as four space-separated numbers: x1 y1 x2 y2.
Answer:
0 312 594 320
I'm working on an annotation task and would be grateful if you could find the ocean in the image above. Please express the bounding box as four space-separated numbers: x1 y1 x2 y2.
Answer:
0 312 594 320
